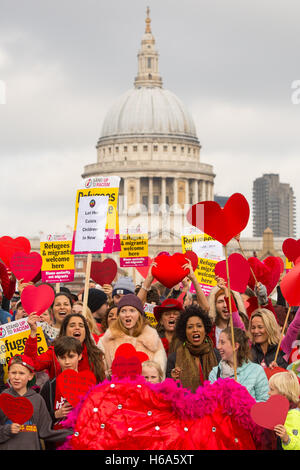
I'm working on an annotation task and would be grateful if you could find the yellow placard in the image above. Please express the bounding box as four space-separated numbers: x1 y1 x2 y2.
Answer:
40 240 74 271
285 258 293 270
181 233 214 252
120 234 148 258
143 303 157 328
0 320 48 383
74 187 119 232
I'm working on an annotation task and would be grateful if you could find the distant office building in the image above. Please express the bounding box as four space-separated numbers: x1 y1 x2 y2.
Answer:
214 195 229 208
252 174 296 237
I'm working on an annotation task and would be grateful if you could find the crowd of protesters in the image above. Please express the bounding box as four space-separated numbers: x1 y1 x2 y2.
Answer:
0 257 299 451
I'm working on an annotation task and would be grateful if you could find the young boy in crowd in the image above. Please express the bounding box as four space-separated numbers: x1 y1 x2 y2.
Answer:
0 355 72 450
40 336 84 428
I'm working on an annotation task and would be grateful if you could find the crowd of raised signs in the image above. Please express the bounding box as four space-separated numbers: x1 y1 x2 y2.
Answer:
0 251 299 451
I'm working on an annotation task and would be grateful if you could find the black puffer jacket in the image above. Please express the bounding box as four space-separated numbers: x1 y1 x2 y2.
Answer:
251 342 288 369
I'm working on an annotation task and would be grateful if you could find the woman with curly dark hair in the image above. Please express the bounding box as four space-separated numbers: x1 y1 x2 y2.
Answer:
25 312 106 383
166 305 220 392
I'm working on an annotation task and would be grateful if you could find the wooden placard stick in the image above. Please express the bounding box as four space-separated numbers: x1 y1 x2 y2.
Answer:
274 305 291 363
55 283 60 294
224 245 237 381
236 236 261 306
82 253 92 318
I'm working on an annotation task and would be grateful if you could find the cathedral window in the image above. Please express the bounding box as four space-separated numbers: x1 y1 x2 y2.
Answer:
153 145 158 151
133 145 138 151
143 145 148 151
163 145 168 152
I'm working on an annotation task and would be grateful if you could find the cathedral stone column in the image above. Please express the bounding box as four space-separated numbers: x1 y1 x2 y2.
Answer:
173 178 178 206
193 179 198 204
161 176 166 207
148 176 153 213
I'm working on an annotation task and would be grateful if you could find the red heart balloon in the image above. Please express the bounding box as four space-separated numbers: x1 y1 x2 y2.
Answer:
21 284 55 316
282 238 300 264
57 369 97 408
0 393 34 424
280 262 300 306
90 259 118 285
10 251 43 283
215 253 251 293
0 236 31 268
183 250 198 271
247 256 281 295
186 193 250 246
152 253 190 289
250 395 289 430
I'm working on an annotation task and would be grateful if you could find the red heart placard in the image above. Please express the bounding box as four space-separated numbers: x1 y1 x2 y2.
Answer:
0 393 34 424
90 258 118 286
183 250 198 271
112 344 149 379
152 253 191 289
21 284 55 316
135 257 153 279
186 193 250 246
0 236 31 268
215 253 251 293
57 369 97 408
247 256 281 295
10 251 43 283
280 262 300 306
282 238 300 264
250 395 289 430
114 343 149 363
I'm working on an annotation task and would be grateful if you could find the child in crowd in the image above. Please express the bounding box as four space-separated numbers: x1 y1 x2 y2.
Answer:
142 360 164 384
40 336 86 449
0 355 72 450
268 370 300 450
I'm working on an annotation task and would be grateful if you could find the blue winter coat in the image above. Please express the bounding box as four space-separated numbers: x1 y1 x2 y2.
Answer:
209 360 269 402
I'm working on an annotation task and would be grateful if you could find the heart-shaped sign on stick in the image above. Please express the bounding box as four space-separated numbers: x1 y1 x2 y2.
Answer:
57 369 97 408
215 253 251 293
0 394 34 424
247 256 282 295
282 238 300 264
186 193 250 246
112 343 149 379
90 258 118 286
152 253 191 289
0 236 31 268
250 395 289 430
21 284 55 316
280 262 300 306
10 251 43 283
183 250 198 271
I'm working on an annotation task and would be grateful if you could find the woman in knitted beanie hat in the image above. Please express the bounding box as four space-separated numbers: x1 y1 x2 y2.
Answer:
97 294 167 378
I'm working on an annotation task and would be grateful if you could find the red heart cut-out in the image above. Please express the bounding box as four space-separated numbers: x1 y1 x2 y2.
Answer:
250 395 289 430
215 253 251 293
282 238 300 264
186 193 250 246
21 284 55 316
152 253 190 289
114 343 149 363
0 236 31 268
10 251 43 283
247 256 281 295
280 262 300 306
111 355 142 379
0 393 34 424
57 369 97 408
183 250 198 271
90 258 118 285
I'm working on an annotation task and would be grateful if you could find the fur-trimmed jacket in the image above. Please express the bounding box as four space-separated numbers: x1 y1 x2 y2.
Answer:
97 325 167 377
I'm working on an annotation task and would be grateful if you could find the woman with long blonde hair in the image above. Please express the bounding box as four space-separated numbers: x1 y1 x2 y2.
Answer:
249 308 288 369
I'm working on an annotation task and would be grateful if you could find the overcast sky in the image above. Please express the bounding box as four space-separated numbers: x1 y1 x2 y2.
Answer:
0 0 299 240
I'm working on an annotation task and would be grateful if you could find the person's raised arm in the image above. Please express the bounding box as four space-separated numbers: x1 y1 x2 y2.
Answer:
136 261 157 305
182 258 209 313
